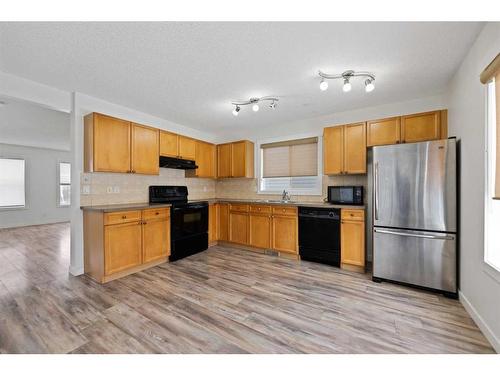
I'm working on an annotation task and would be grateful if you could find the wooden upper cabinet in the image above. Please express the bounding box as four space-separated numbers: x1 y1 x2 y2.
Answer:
195 141 216 178
178 136 196 160
159 131 179 157
231 141 254 178
131 123 159 175
85 113 131 173
367 117 401 147
401 111 441 143
344 122 366 174
217 143 232 178
323 126 344 175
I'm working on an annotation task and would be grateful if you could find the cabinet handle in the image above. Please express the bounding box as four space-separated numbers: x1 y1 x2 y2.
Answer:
155 212 159 215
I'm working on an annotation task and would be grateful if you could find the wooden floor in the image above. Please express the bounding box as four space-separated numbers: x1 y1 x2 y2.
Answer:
0 223 494 354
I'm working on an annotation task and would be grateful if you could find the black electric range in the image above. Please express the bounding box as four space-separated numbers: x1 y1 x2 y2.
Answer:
149 186 209 261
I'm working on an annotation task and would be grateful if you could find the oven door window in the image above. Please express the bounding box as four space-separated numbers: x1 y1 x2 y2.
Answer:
172 206 208 239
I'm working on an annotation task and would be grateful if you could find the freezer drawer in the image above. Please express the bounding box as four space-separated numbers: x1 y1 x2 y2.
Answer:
373 228 457 293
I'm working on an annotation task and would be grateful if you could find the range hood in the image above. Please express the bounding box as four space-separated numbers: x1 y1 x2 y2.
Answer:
159 156 198 170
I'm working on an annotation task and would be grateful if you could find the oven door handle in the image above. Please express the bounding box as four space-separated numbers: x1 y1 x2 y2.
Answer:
173 205 207 211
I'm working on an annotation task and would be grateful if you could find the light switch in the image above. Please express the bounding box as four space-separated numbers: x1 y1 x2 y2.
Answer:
82 185 90 195
106 186 113 194
113 186 120 194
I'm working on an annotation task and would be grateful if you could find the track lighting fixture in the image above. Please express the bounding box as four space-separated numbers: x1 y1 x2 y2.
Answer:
318 70 375 93
319 79 328 91
231 96 279 116
364 78 375 92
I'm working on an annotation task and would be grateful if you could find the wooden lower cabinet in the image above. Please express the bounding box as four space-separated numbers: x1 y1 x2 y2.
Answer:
84 207 170 283
249 213 272 249
208 203 218 245
272 214 298 254
218 203 229 241
104 221 142 275
340 209 365 272
229 211 249 245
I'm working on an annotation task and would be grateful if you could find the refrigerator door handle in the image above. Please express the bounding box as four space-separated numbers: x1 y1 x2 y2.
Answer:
374 162 379 220
374 228 455 240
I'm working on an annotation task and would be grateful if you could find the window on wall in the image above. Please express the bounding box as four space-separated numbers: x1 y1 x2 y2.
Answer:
259 136 322 195
485 79 500 271
0 158 26 208
58 162 71 207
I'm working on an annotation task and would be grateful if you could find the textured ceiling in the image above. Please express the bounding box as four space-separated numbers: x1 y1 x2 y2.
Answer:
0 22 484 138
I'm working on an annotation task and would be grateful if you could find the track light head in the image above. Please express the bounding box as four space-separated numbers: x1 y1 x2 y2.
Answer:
232 105 240 116
365 78 375 92
342 78 352 92
269 101 277 109
319 79 328 91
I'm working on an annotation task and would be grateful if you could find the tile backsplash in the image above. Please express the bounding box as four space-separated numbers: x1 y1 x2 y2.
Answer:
80 168 367 206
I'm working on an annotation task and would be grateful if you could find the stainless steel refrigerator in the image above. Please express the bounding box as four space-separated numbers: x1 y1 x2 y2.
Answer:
371 138 457 296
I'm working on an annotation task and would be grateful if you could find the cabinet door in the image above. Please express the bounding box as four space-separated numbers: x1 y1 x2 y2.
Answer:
196 141 216 178
131 123 159 175
142 217 169 263
160 131 179 157
178 136 196 160
401 111 441 143
366 117 401 147
341 219 365 267
249 213 272 249
323 126 344 175
93 114 131 173
218 203 229 241
272 215 297 254
217 143 232 178
209 203 218 244
104 221 142 275
231 141 246 177
344 122 367 174
229 211 249 245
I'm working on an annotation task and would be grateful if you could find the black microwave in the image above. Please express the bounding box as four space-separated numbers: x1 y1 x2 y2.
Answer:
327 186 363 206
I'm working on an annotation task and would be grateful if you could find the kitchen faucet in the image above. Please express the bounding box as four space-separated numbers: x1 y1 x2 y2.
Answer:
281 189 291 202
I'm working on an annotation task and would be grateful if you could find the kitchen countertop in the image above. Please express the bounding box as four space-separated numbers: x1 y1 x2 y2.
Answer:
81 199 365 212
80 202 172 212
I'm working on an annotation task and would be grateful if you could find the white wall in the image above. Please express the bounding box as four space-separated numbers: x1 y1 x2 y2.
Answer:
446 22 500 352
0 143 71 229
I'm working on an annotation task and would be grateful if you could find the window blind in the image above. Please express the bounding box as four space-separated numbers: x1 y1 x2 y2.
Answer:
261 137 318 178
481 53 500 199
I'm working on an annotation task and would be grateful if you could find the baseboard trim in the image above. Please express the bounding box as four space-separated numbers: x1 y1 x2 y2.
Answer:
69 265 84 276
459 290 499 353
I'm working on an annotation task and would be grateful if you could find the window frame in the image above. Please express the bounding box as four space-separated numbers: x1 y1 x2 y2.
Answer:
0 156 27 210
484 79 500 283
57 161 71 207
256 132 323 196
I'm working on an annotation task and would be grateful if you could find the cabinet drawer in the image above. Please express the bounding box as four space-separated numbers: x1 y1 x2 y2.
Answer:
249 204 272 214
229 203 249 213
142 207 170 221
104 210 142 225
272 206 297 216
341 209 365 221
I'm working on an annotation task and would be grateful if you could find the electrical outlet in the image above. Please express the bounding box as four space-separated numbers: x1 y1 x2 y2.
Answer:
82 185 90 195
113 186 120 194
82 174 91 184
106 186 113 194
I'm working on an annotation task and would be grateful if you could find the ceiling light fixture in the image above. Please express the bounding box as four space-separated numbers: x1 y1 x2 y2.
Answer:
319 79 328 91
231 96 279 116
318 70 375 93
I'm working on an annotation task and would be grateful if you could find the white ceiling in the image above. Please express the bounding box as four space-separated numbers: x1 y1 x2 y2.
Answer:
0 22 484 139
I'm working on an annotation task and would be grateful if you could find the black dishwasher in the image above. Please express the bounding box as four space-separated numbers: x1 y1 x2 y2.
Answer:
298 206 341 267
